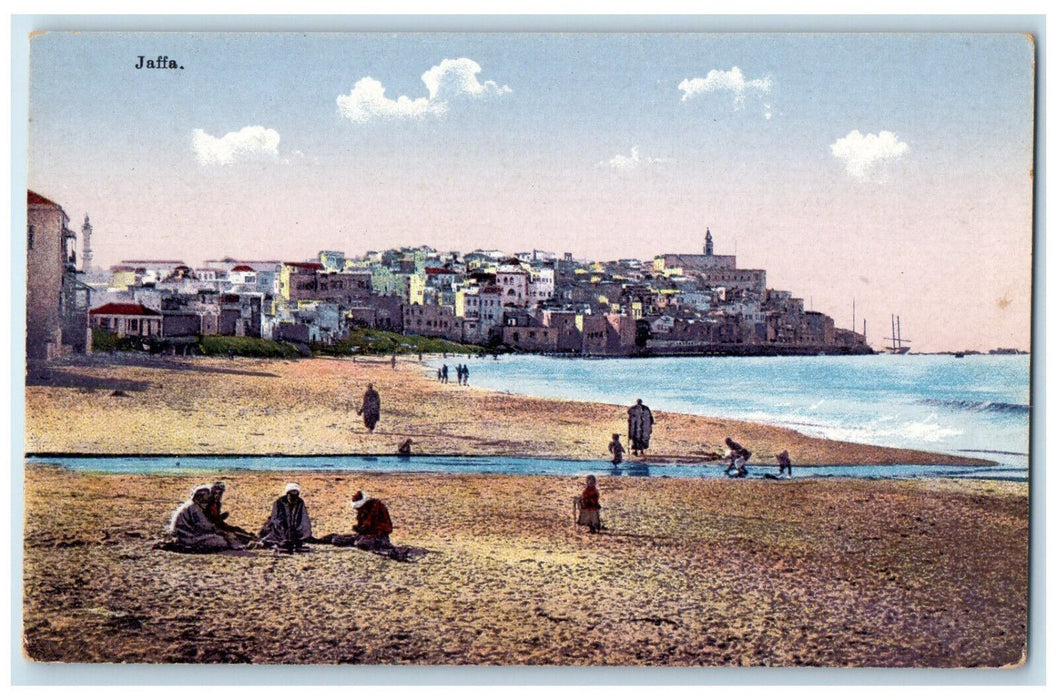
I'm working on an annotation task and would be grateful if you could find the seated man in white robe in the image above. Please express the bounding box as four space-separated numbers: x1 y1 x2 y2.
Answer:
168 484 236 552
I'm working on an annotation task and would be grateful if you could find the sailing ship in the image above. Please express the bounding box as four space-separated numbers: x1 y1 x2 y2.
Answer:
884 315 911 354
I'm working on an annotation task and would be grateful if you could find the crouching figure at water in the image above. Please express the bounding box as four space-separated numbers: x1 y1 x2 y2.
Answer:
776 450 792 478
575 475 603 534
258 483 313 552
318 490 425 562
724 437 752 478
158 484 245 553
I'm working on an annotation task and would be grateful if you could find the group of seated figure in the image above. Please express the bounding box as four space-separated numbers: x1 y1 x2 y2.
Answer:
162 481 418 561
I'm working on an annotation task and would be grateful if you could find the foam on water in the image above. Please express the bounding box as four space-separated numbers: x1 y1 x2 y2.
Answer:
435 354 1031 472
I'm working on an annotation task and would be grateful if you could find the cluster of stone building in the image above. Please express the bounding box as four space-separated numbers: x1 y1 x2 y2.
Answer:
26 190 870 360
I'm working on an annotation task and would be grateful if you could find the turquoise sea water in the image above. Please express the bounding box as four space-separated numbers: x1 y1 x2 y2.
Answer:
432 354 1032 472
27 354 1030 480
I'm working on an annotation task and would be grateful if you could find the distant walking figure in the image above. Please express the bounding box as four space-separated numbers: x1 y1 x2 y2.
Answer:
576 475 602 534
627 399 655 457
608 433 625 465
357 383 381 433
441 364 449 384
391 355 397 369
461 365 469 386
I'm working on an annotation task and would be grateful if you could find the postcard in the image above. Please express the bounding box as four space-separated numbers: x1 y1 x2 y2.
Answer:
19 26 1035 677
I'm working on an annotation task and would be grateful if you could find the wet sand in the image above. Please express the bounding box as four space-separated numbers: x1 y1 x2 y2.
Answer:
24 354 992 467
22 465 1027 666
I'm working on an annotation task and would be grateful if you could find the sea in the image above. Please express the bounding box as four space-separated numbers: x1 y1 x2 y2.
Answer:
29 354 1032 481
430 353 1032 478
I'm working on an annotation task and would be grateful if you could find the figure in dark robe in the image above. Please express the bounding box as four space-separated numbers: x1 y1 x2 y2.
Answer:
357 383 381 433
776 450 792 478
724 437 752 477
258 483 313 552
627 399 655 456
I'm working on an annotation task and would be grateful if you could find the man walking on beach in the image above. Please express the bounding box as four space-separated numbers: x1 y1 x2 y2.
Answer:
627 399 655 457
258 483 313 552
357 383 381 433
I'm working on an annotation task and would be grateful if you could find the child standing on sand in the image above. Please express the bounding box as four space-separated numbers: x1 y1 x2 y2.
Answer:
608 434 625 465
576 475 602 534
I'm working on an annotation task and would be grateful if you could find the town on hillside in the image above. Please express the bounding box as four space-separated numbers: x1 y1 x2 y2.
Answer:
27 190 872 361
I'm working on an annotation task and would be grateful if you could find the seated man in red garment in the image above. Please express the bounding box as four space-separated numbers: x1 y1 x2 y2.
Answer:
318 490 397 555
351 490 393 549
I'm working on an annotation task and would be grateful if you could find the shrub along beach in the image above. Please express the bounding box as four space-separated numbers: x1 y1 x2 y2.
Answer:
21 354 1027 666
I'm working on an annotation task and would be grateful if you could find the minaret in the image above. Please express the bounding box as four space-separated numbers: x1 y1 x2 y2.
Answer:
81 214 93 274
704 227 714 256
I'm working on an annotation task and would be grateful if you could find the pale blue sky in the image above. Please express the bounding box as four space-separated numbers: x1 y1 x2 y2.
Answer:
26 31 1036 351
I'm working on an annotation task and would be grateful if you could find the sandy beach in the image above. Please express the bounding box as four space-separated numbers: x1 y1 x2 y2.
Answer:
21 354 1027 667
22 465 1027 666
24 354 992 467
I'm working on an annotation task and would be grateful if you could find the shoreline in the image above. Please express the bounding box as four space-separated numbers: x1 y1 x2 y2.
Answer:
24 354 997 467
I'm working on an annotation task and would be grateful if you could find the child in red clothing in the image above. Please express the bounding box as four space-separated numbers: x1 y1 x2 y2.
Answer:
577 475 602 534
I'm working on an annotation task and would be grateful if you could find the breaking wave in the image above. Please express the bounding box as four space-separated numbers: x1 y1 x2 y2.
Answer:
921 398 1030 415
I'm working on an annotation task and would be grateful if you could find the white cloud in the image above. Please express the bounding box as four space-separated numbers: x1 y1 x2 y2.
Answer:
337 58 510 123
421 58 512 100
336 77 441 122
601 146 670 171
830 130 910 180
678 67 773 108
192 126 281 166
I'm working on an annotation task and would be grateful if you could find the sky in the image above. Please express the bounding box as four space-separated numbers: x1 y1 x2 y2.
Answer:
25 31 1036 353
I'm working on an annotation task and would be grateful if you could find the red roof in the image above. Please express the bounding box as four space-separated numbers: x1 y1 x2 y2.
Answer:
481 286 502 294
27 191 61 208
231 265 256 272
425 267 454 275
89 302 161 317
285 262 324 270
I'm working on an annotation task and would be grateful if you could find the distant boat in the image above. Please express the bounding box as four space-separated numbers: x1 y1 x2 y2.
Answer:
884 315 911 354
